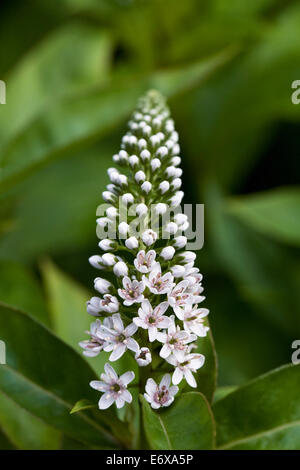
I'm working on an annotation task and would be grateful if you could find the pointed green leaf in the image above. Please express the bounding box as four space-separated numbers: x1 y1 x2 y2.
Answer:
141 392 215 450
214 364 300 450
0 302 119 448
227 187 300 247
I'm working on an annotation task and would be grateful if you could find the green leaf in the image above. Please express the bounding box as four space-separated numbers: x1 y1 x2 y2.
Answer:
0 302 119 448
41 259 92 354
0 48 235 190
0 392 61 449
213 386 237 404
205 183 300 336
0 261 49 326
227 187 300 247
71 399 96 415
141 392 215 450
0 22 112 148
213 364 300 450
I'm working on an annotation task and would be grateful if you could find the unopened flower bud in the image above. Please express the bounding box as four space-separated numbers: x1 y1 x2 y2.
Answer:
94 277 112 294
173 235 187 248
135 171 146 183
125 236 139 250
113 261 128 277
89 255 104 269
170 265 186 277
160 246 175 260
159 181 170 194
98 239 114 251
141 181 152 193
142 229 158 246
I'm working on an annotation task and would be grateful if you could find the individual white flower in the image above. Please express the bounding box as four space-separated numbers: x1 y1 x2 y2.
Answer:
143 264 174 295
180 251 196 264
118 150 128 162
174 213 188 226
135 347 152 366
140 149 151 161
173 235 187 248
79 318 112 356
87 296 102 316
98 239 115 251
157 317 197 361
170 265 186 278
125 236 139 250
136 203 148 217
160 246 175 260
94 278 112 294
101 253 117 266
118 222 130 238
134 250 158 273
168 280 193 317
129 155 139 167
133 299 170 342
106 206 118 219
141 181 152 193
90 363 134 409
159 181 170 194
118 276 145 306
102 191 115 203
122 193 134 205
165 222 178 235
89 255 104 270
156 146 168 158
166 353 205 388
144 374 178 409
171 156 181 166
135 170 146 183
151 158 161 171
169 191 183 207
155 203 168 215
113 261 128 277
182 305 209 337
142 229 158 246
98 313 139 361
99 294 119 313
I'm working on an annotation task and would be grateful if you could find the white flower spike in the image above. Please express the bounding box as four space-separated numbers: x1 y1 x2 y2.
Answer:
80 90 209 412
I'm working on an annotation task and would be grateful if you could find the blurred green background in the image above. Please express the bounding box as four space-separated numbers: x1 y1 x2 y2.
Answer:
0 0 300 449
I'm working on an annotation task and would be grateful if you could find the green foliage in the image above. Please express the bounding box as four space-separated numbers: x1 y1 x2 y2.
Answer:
0 0 299 450
141 393 215 450
214 364 300 449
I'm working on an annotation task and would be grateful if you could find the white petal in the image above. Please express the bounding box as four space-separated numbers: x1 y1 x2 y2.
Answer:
148 326 157 342
169 385 179 397
122 389 133 404
109 343 126 361
115 397 125 409
99 393 115 409
159 374 171 389
172 368 183 385
120 370 135 386
104 363 118 381
126 337 139 353
160 344 170 359
141 299 152 315
185 369 197 387
125 322 138 336
112 313 124 332
145 378 157 396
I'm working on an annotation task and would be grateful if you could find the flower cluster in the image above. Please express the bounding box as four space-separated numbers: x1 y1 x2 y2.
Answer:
80 90 209 410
